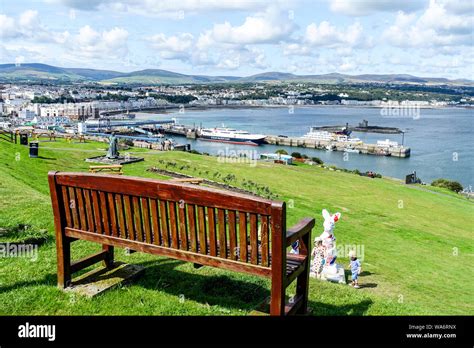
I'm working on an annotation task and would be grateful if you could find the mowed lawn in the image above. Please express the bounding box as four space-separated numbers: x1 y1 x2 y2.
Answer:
0 138 472 315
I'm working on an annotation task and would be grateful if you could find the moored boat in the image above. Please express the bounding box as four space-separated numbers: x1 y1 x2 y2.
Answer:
199 127 266 146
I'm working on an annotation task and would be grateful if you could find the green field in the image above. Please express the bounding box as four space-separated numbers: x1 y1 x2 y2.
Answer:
0 138 472 315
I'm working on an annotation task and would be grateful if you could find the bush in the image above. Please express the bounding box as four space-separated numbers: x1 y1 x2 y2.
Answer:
311 157 324 165
275 149 288 155
120 139 134 147
431 178 463 193
302 154 309 159
291 152 302 158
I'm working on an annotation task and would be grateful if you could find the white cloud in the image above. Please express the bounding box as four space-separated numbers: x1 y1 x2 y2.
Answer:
330 0 427 16
383 0 473 48
0 14 16 39
68 25 129 60
283 20 371 57
209 8 296 45
148 33 194 60
48 0 276 18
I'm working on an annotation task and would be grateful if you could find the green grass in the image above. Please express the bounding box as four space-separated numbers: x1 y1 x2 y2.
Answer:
0 138 472 315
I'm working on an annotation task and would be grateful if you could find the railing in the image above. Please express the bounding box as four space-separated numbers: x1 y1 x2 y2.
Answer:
0 130 17 144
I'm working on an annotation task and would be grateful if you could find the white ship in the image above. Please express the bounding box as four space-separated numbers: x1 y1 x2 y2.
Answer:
377 139 399 148
303 129 335 141
304 127 362 144
199 127 266 146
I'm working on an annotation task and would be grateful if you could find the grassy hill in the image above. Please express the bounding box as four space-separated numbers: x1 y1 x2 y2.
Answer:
0 138 472 315
1 63 472 86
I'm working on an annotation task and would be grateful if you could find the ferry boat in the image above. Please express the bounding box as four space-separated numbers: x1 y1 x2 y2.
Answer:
377 139 399 148
344 147 360 153
199 127 266 146
304 127 362 144
303 129 334 141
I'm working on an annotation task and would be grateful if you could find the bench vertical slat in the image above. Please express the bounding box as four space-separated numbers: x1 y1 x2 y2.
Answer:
238 212 248 262
169 201 179 249
90 190 103 234
217 208 227 258
75 188 87 231
187 204 197 252
197 206 207 255
107 193 118 237
141 197 152 244
260 215 270 267
249 213 258 265
228 210 237 260
68 187 80 229
83 189 95 232
132 196 143 242
159 200 170 247
178 204 188 250
61 186 72 227
207 207 217 257
150 199 161 245
115 194 126 239
123 195 135 240
99 191 111 236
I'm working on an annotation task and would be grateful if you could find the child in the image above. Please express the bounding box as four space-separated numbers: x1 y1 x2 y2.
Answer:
348 250 362 288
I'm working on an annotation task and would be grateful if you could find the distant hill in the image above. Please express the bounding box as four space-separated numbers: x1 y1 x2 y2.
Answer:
0 63 471 86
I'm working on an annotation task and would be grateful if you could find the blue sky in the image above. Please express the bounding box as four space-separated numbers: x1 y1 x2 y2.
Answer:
0 0 472 78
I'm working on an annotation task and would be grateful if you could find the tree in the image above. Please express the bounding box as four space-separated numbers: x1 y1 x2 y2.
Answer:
431 178 463 193
311 156 323 165
275 149 288 155
291 152 302 158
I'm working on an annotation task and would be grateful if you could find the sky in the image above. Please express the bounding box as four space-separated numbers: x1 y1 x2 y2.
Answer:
0 0 473 79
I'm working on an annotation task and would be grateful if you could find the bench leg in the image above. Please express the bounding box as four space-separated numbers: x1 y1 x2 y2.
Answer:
270 279 285 315
102 245 114 268
57 237 71 289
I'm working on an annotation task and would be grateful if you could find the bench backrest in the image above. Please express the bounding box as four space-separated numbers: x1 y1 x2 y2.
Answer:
48 172 286 277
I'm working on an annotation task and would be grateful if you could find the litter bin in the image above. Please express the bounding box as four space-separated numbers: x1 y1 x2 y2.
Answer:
29 142 39 158
20 133 28 146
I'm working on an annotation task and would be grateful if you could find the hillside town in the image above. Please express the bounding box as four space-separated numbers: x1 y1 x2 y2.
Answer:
1 82 472 123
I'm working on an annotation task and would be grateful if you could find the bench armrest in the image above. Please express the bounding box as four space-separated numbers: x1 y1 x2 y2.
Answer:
286 217 315 246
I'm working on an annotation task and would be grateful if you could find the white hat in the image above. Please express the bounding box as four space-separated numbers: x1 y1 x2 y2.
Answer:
348 250 356 258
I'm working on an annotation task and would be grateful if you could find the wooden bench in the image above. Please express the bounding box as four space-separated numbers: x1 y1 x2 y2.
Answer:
169 177 204 185
48 172 315 315
89 165 123 175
